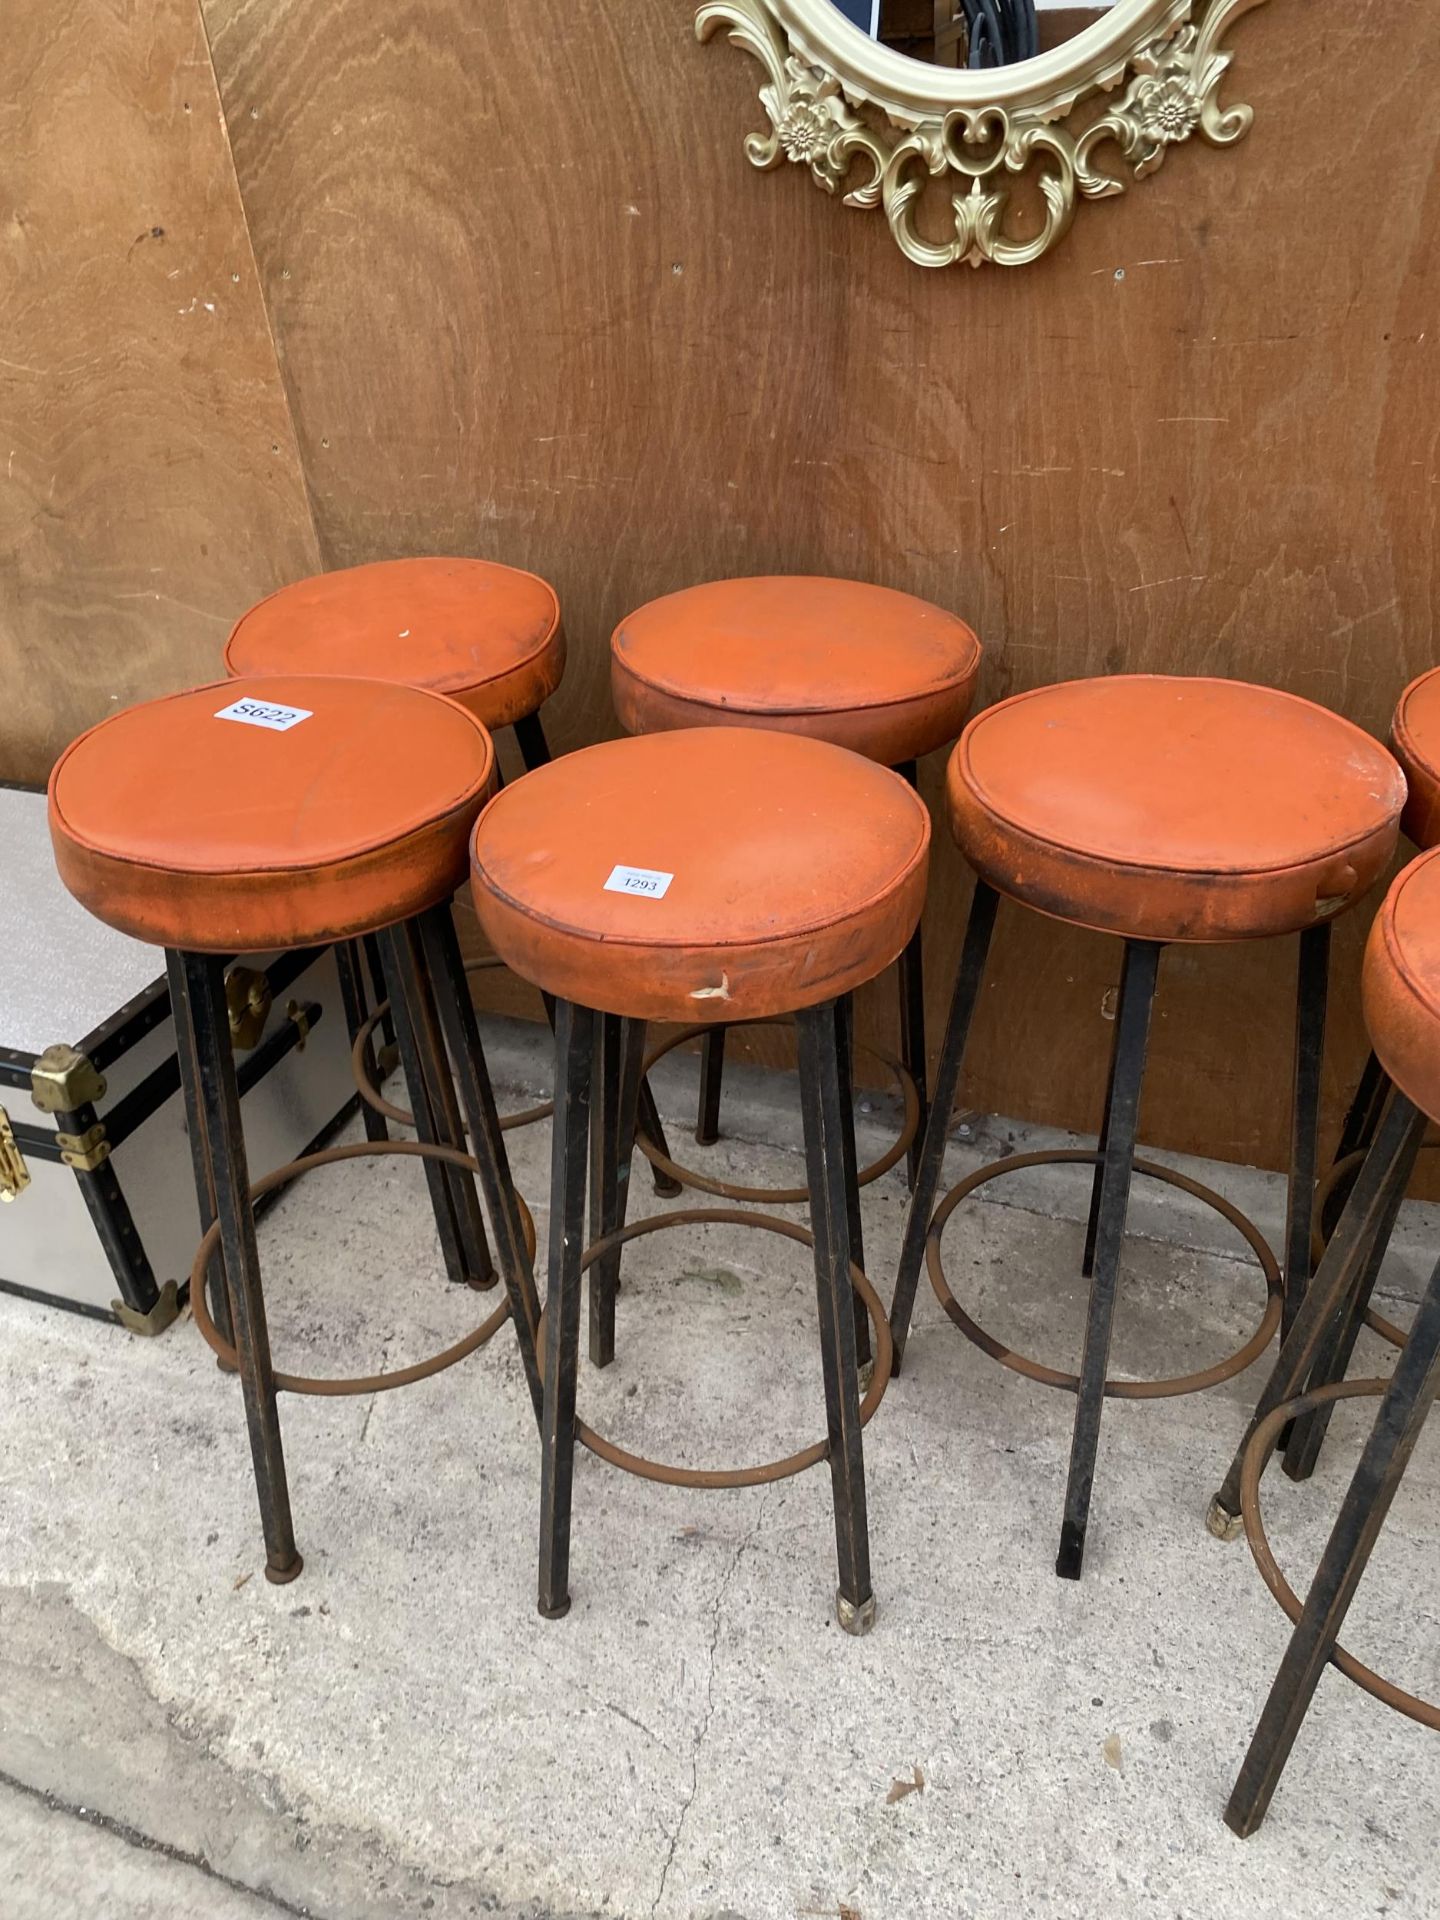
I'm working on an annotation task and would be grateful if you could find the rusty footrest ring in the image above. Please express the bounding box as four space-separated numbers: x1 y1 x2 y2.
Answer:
351 955 553 1135
189 1138 535 1398
635 1020 920 1205
927 1148 1282 1399
537 1206 891 1489
1239 1379 1439 1729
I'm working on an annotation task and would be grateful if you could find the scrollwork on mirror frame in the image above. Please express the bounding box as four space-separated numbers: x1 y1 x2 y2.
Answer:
695 0 1268 269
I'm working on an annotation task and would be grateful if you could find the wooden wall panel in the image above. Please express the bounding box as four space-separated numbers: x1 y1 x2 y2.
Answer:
0 0 321 785
201 0 1440 1169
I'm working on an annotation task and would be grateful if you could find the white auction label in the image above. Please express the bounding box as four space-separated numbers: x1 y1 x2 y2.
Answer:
215 697 314 733
604 864 673 900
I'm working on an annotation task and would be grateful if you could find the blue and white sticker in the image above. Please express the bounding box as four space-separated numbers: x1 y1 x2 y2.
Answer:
604 864 673 901
215 697 314 733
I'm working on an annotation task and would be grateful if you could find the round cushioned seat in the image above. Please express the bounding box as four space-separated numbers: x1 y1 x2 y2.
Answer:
1392 667 1440 850
470 728 931 1024
948 676 1404 944
611 576 982 767
1363 847 1440 1125
225 558 564 731
50 677 495 952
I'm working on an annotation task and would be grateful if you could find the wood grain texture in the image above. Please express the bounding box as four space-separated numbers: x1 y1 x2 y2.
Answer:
0 0 321 785
200 0 1440 1168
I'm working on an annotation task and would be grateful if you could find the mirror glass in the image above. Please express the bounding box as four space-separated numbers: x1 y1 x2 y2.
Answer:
827 0 1119 64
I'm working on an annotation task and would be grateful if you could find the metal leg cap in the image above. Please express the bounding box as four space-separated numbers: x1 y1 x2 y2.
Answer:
264 1552 304 1586
538 1594 572 1621
1206 1496 1245 1543
652 1170 684 1199
836 1590 877 1636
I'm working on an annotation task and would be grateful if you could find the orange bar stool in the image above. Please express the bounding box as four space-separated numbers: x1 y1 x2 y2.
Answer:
49 677 543 1583
225 554 681 1207
1290 664 1440 1480
611 576 982 1194
225 557 566 758
887 676 1404 1581
1215 847 1440 1834
470 727 931 1629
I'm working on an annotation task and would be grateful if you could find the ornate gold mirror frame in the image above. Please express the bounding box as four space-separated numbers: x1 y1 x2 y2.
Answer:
696 0 1268 267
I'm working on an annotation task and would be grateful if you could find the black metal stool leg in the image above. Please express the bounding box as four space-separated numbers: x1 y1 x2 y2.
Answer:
1208 1090 1427 1532
416 905 545 1424
1282 1153 1416 1484
695 1027 727 1147
890 880 1000 1375
362 933 398 1060
797 999 875 1633
1338 1050 1390 1162
181 951 301 1583
834 995 871 1369
378 920 496 1290
336 939 389 1144
1081 1001 1122 1282
512 709 552 774
1319 1052 1395 1245
166 951 232 1351
589 1012 638 1368
539 999 595 1619
1225 1248 1440 1837
1056 937 1161 1581
896 760 928 1192
1281 925 1332 1339
1284 1073 1423 1480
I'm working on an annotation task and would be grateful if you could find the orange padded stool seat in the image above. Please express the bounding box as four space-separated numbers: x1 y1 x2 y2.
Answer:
892 673 1406 1587
50 676 495 952
1392 666 1440 850
471 727 930 1630
950 677 1404 944
611 576 981 766
49 675 543 1589
471 728 930 1025
1215 844 1440 1833
225 557 564 734
613 576 980 1187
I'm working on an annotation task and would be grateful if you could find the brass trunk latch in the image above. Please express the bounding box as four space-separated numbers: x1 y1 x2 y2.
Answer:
0 1105 30 1201
226 966 273 1050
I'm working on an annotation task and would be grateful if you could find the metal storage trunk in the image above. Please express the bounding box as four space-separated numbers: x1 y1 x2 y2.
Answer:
0 786 359 1332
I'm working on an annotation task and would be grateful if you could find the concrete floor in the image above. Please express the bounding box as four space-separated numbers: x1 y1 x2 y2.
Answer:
2 1020 1438 1920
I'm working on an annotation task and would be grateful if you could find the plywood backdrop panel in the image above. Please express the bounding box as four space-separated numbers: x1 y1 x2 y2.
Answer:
49 0 1440 1165
0 0 321 784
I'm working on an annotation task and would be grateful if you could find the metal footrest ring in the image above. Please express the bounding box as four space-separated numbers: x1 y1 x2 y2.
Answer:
927 1148 1282 1399
634 1020 920 1204
1239 1379 1439 1729
189 1138 536 1397
351 955 553 1135
537 1206 892 1488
